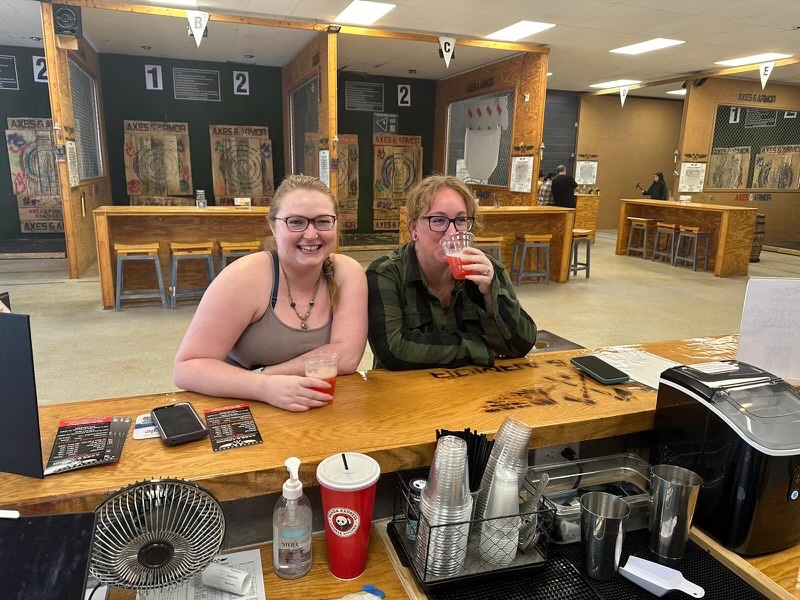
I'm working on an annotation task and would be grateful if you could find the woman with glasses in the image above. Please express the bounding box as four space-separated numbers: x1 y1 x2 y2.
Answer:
174 175 367 412
367 175 536 370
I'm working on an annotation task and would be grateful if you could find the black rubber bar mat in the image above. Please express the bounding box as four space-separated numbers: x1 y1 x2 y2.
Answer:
428 530 769 600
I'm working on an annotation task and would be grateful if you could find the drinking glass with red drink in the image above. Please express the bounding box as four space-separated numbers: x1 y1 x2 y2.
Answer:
441 231 474 280
302 351 341 400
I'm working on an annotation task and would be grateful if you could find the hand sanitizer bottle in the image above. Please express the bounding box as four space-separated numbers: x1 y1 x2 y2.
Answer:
273 457 312 579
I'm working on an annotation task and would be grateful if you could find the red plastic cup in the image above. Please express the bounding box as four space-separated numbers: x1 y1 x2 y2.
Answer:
441 232 474 280
316 452 381 580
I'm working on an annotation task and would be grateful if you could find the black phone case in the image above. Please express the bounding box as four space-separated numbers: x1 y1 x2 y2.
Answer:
570 356 630 384
150 403 209 446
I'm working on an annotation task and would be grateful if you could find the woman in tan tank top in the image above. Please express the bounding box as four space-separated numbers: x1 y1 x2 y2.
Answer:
173 175 368 412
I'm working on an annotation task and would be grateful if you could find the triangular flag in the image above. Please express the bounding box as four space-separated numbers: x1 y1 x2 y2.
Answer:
620 86 629 107
186 10 209 48
439 36 456 69
759 61 775 89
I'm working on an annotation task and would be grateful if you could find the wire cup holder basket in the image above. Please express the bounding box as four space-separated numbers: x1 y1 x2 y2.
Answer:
387 471 556 591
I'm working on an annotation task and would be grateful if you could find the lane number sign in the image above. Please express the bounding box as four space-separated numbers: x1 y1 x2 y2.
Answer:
398 84 411 107
33 56 47 83
233 70 250 95
145 65 163 90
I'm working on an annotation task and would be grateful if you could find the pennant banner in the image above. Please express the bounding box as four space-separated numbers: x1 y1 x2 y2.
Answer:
439 37 455 69
620 86 629 107
186 10 209 48
759 61 775 90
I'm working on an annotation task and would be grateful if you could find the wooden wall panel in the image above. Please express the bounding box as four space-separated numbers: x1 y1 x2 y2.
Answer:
576 95 683 230
434 52 549 206
42 3 112 278
679 78 800 245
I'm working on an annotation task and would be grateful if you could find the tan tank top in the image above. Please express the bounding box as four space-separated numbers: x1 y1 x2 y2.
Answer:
226 251 332 369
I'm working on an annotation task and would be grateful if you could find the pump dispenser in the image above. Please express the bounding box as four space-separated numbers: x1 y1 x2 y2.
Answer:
273 457 312 578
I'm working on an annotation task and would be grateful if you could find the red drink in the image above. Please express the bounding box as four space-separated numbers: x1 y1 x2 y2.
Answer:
311 376 337 398
446 253 469 279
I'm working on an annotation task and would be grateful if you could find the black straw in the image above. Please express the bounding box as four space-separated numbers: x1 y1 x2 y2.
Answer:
341 453 349 470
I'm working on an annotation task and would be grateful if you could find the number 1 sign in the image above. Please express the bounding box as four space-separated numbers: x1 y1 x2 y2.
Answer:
145 64 163 90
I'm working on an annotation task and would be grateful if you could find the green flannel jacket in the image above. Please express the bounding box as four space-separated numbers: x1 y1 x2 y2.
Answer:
366 242 537 370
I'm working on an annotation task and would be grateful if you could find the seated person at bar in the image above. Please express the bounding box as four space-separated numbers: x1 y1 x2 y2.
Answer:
174 175 368 412
638 172 669 200
367 175 536 370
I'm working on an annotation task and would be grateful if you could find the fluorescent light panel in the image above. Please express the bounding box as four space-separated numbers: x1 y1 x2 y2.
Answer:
666 89 687 96
589 79 641 89
486 20 555 41
715 52 791 67
547 72 553 76
334 0 395 26
610 38 684 55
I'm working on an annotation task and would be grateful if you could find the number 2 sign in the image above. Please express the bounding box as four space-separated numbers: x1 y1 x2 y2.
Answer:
233 71 250 95
145 65 163 90
32 56 47 83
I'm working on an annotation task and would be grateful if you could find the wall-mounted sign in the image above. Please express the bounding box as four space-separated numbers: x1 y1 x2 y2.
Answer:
510 156 533 193
345 81 383 112
32 56 47 83
145 65 163 90
679 162 706 192
737 92 777 104
575 160 598 185
397 84 411 107
319 150 330 187
373 134 421 146
373 112 399 134
0 55 19 90
233 70 249 96
735 193 772 202
466 77 493 93
173 67 221 102
65 140 79 187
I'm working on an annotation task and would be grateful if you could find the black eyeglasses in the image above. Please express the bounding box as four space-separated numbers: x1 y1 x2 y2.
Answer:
421 216 475 232
275 215 337 232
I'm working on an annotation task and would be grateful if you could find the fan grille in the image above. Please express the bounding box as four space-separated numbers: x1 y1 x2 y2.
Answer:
91 479 225 591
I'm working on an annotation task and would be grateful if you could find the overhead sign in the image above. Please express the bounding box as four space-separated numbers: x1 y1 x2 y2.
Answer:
620 86 629 107
373 112 399 134
439 37 455 69
186 10 209 48
759 61 775 90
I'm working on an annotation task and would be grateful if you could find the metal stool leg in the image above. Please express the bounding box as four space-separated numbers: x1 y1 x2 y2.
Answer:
511 241 520 283
518 245 528 286
585 240 591 278
115 255 124 311
626 225 637 256
169 254 178 309
153 257 167 308
206 256 216 282
544 245 550 284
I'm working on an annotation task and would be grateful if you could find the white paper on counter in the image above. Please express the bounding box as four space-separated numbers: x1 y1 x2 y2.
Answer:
136 548 265 600
595 348 681 390
738 277 800 381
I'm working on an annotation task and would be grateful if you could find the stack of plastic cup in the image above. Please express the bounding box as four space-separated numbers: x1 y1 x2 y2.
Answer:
474 417 532 522
478 466 521 567
415 435 472 579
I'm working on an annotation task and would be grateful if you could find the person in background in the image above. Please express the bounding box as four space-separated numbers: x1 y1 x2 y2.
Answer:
367 175 536 370
551 165 579 208
638 172 669 200
537 171 556 206
536 170 545 191
173 175 368 412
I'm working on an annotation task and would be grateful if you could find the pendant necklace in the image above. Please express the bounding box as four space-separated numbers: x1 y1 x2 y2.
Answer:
282 268 323 330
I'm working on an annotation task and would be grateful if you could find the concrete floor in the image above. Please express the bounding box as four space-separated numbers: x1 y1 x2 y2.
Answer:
2 230 798 406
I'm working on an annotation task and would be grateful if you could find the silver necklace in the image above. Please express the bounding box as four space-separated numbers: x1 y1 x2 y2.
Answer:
282 268 323 330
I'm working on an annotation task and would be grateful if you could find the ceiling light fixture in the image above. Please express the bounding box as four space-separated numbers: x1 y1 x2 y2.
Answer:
715 52 791 67
334 1 395 26
29 36 42 41
243 54 254 59
589 79 641 89
140 45 152 50
547 72 553 76
610 38 684 55
145 0 198 7
666 89 687 96
485 20 555 42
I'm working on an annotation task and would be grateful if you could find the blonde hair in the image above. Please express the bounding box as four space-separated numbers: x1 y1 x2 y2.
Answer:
405 175 481 229
267 174 339 306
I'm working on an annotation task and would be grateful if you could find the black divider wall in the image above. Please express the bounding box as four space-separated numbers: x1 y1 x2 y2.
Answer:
542 90 579 177
337 72 436 233
100 53 284 205
0 45 53 239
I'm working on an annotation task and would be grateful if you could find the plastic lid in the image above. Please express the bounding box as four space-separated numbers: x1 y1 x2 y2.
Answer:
283 457 302 500
316 453 380 492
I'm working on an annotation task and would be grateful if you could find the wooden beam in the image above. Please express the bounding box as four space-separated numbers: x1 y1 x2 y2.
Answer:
590 57 800 96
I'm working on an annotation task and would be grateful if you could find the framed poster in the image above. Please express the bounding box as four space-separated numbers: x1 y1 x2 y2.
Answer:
575 160 598 185
678 162 706 193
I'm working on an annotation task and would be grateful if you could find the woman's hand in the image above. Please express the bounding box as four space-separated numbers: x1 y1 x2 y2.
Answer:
260 374 332 412
461 247 494 295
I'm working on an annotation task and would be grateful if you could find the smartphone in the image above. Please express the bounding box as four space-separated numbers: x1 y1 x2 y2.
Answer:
150 402 209 446
570 355 630 385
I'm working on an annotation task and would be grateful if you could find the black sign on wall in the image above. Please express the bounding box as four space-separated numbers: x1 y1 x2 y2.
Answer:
373 112 399 134
0 55 19 90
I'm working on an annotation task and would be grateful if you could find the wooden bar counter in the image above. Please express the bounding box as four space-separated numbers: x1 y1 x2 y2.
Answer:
399 205 576 283
615 199 757 277
575 193 600 242
94 206 271 309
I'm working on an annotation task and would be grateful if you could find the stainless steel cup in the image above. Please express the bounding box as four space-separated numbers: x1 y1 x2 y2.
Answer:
580 492 631 580
648 464 703 564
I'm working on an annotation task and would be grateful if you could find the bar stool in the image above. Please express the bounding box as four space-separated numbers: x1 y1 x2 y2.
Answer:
674 226 710 271
473 235 503 261
114 243 168 311
626 217 659 259
218 240 262 271
511 234 552 285
570 229 592 279
651 223 680 264
168 241 216 309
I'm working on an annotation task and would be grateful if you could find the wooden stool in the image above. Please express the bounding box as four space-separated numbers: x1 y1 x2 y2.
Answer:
511 234 552 285
651 223 680 264
114 243 168 311
626 217 659 259
674 226 710 271
570 229 592 279
169 242 216 309
219 240 262 271
473 235 503 261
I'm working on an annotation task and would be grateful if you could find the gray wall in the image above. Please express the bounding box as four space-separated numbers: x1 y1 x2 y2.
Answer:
541 90 580 177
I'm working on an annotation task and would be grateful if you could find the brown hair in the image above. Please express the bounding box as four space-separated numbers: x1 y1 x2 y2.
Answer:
405 175 481 230
267 174 339 306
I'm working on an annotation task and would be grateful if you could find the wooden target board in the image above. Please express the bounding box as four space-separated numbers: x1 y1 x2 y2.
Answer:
337 134 359 230
303 132 320 178
707 146 751 190
124 120 193 196
372 134 422 231
5 118 63 234
209 124 274 205
753 145 800 190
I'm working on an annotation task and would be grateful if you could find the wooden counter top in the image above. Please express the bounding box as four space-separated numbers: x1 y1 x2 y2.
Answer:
619 199 758 212
0 338 738 515
476 206 574 215
94 206 270 217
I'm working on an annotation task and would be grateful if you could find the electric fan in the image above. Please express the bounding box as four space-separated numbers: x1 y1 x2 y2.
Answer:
90 479 225 592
